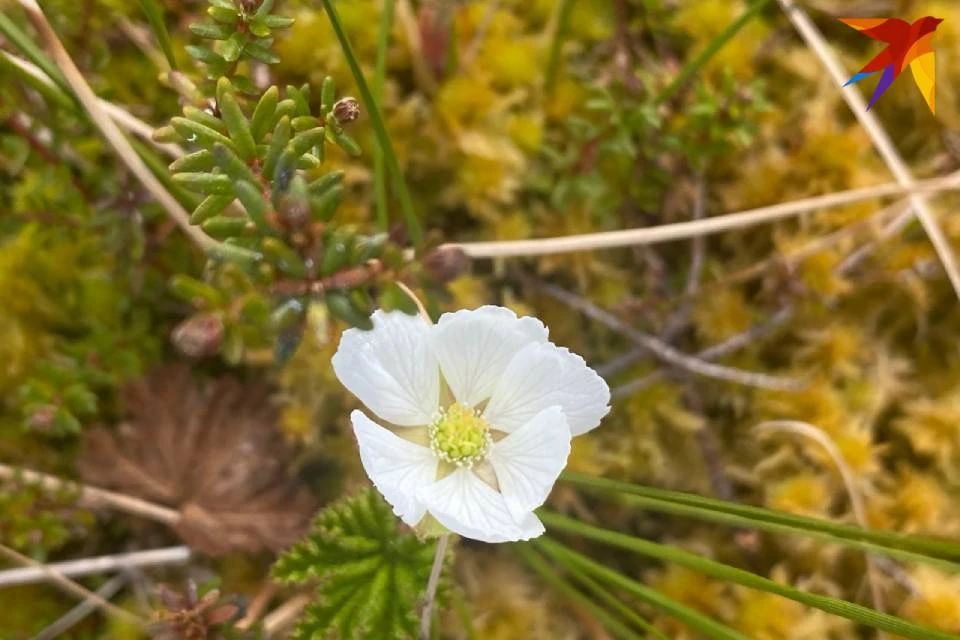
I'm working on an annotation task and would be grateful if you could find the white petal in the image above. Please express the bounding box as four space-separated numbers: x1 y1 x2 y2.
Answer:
482 342 611 435
430 306 548 407
333 310 439 426
417 468 544 543
352 411 437 526
488 406 571 522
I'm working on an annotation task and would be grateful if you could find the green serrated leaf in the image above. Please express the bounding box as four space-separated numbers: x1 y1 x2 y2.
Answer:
274 490 444 640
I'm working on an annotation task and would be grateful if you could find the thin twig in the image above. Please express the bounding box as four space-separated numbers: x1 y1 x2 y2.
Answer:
236 582 279 631
32 573 128 640
755 420 887 631
395 0 439 95
685 174 708 296
0 547 190 588
778 0 960 302
612 307 794 399
0 545 143 627
525 276 803 391
445 173 960 258
460 0 500 69
117 17 168 70
838 205 916 274
662 172 708 340
16 0 214 251
262 593 311 639
0 463 180 525
419 533 449 640
396 280 432 323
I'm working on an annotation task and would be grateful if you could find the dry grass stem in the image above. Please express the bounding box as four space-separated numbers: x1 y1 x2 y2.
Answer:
16 0 214 250
446 173 960 258
0 544 143 627
0 462 180 525
755 420 887 631
0 546 190 588
778 0 960 303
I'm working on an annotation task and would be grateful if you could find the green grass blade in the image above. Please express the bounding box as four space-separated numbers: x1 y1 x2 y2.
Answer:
372 0 394 232
593 492 960 573
560 472 960 562
541 512 960 640
656 0 772 104
0 11 72 98
319 0 422 243
137 0 179 70
0 51 74 111
544 0 575 96
514 543 645 640
536 538 748 640
550 550 673 640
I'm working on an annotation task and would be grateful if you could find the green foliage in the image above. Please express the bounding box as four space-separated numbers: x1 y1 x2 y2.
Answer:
0 475 93 555
188 0 294 80
160 37 410 358
273 490 444 640
0 218 159 436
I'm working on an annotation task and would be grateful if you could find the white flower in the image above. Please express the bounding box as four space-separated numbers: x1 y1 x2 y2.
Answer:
332 306 610 543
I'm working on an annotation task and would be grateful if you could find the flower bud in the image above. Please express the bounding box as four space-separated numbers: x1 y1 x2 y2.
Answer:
171 313 224 358
422 246 469 284
331 97 360 125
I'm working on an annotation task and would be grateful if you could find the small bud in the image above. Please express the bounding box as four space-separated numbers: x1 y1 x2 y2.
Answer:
422 246 469 284
172 313 224 357
331 97 360 125
26 405 58 432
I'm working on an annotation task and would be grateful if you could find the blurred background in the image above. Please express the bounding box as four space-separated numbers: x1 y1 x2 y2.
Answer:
2 0 960 638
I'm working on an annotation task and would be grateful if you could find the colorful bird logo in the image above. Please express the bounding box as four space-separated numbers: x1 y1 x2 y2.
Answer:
839 16 942 113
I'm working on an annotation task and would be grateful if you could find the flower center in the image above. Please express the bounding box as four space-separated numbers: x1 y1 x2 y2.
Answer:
428 403 492 467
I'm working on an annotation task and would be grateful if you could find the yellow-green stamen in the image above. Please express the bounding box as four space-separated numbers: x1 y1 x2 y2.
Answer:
428 403 492 467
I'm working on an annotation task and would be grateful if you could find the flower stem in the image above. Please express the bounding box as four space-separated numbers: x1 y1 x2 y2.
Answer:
419 533 449 640
396 280 432 323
